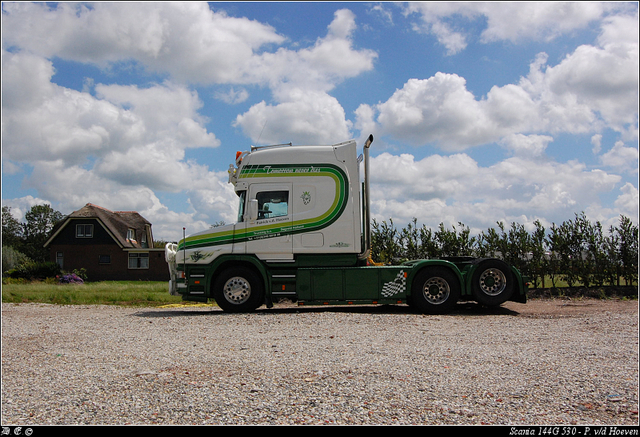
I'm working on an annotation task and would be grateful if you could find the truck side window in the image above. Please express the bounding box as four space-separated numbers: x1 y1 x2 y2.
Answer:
256 191 289 219
237 190 247 222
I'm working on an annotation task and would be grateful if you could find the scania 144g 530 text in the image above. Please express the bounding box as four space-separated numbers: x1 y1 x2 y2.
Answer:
165 135 527 314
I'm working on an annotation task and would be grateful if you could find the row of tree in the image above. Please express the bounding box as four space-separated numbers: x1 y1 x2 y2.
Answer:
371 212 638 289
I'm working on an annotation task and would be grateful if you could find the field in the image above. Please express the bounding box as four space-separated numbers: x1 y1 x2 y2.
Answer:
2 277 636 307
1 280 185 307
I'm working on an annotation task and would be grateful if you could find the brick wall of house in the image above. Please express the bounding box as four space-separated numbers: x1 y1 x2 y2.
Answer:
49 244 169 282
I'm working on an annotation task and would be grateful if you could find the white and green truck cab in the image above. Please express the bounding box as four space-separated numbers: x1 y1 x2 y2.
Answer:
165 135 527 314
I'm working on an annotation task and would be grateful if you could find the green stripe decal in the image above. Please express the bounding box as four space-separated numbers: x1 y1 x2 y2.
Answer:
178 164 349 250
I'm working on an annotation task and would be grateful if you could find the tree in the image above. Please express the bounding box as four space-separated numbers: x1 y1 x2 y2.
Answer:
552 217 583 287
529 220 547 288
371 219 400 264
546 223 565 288
21 204 64 262
476 227 501 258
616 215 639 285
604 225 621 286
399 218 421 260
581 217 608 287
418 223 439 259
434 222 475 258
505 222 532 278
2 206 22 248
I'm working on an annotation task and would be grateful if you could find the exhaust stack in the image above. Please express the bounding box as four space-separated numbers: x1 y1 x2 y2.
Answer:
358 134 374 260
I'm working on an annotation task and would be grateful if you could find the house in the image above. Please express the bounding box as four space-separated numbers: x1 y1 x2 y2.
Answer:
44 203 169 281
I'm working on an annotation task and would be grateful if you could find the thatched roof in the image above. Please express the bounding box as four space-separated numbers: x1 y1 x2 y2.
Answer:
45 203 152 248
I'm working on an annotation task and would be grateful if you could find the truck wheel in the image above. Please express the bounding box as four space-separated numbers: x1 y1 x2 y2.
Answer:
471 259 514 307
213 267 264 313
410 267 460 314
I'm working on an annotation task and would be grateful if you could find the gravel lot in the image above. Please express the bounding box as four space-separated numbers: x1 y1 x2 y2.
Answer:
2 298 638 425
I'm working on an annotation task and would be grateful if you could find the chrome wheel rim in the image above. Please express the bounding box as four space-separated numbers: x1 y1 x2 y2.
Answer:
422 277 450 305
478 268 507 296
223 276 251 304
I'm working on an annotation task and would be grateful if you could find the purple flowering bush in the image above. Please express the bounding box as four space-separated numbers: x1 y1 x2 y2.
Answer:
58 273 84 284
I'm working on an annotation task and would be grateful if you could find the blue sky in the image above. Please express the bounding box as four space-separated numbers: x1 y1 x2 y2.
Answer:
2 2 638 242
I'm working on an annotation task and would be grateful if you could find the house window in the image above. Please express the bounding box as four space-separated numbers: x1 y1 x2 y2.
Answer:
127 228 135 241
128 252 149 269
141 232 148 248
99 255 111 264
76 224 93 238
56 252 63 268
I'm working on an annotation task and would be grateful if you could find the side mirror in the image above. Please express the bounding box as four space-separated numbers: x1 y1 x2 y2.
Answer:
247 199 258 221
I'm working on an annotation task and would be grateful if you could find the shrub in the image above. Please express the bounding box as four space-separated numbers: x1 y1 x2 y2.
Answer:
70 268 88 281
58 273 84 284
2 246 30 276
7 261 61 280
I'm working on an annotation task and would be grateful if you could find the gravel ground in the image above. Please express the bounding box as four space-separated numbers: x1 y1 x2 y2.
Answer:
1 299 638 425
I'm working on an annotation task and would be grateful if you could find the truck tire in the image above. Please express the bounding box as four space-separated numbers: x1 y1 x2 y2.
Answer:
471 259 514 307
213 267 264 313
410 267 460 314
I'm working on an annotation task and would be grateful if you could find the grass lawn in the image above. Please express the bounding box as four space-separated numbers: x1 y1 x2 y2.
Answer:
1 280 187 307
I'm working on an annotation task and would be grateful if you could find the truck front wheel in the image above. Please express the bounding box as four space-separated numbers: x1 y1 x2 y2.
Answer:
410 267 460 314
471 259 514 307
213 267 264 313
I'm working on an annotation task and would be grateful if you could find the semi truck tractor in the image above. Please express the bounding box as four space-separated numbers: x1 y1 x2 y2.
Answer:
165 134 527 314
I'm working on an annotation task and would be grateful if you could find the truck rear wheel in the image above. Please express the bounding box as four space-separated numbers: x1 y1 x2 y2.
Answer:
213 267 264 313
471 259 514 307
410 267 460 314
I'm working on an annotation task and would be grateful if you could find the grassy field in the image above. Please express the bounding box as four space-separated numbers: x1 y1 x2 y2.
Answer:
1 280 188 307
2 278 636 307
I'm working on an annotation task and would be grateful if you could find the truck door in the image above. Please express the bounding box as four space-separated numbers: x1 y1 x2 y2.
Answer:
232 190 247 254
245 183 294 259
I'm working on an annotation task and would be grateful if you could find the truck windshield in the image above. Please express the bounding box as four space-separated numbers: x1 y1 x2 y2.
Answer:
237 190 246 222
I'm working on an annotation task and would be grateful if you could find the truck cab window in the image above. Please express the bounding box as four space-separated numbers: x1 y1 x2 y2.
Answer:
256 190 289 219
237 191 247 222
